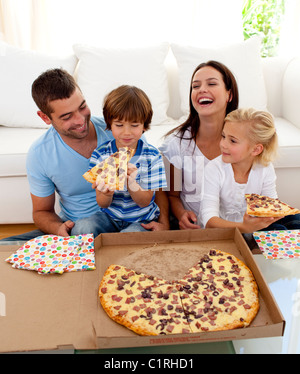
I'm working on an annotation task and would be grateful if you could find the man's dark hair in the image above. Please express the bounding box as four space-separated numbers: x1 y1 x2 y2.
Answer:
31 68 78 118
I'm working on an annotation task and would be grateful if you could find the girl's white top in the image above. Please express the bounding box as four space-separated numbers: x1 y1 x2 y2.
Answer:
200 155 277 228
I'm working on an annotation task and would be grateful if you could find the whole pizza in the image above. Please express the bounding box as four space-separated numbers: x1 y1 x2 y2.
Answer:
99 250 259 335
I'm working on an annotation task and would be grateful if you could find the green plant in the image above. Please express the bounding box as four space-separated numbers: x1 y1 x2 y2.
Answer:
242 0 285 57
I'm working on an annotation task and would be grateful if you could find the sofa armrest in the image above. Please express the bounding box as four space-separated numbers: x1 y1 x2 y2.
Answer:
262 56 290 117
282 57 300 130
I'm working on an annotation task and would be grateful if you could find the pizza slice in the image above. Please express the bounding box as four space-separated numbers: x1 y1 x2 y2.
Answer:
99 264 192 335
83 147 134 190
177 250 259 332
245 193 300 217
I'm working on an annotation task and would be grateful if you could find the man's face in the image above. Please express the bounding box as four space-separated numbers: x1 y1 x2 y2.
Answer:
45 87 91 140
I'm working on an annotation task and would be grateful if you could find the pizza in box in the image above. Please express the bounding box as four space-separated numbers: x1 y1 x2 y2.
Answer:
99 250 259 335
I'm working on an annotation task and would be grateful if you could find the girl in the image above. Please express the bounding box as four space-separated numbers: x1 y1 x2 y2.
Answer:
201 107 297 233
159 60 239 229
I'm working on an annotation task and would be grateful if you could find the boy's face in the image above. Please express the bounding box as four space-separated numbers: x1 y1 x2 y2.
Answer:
38 87 91 140
111 119 145 149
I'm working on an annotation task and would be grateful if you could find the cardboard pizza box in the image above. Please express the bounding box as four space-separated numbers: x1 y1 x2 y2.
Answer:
0 228 285 352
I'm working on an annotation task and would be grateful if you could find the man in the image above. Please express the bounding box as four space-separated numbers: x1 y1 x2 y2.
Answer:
4 69 169 241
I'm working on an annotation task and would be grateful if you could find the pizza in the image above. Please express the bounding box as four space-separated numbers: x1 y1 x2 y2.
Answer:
245 193 300 217
99 249 259 335
83 147 134 190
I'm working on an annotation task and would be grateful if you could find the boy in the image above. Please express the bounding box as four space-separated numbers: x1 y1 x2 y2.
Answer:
88 85 167 233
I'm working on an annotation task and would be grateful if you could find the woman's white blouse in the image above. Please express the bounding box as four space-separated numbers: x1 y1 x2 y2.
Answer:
159 129 209 223
201 155 277 228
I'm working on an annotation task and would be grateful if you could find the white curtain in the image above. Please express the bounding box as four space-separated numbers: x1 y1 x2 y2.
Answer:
279 0 300 57
0 0 244 54
0 0 50 51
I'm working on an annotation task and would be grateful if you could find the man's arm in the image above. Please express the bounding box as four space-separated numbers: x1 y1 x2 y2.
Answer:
31 193 74 236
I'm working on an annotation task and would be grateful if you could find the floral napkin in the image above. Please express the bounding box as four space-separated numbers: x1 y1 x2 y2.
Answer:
253 230 300 260
5 234 95 274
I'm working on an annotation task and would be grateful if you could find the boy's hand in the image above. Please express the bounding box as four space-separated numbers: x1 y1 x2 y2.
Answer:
127 163 139 191
95 179 114 196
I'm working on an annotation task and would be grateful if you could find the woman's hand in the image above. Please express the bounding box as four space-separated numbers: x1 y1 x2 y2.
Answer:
179 210 201 230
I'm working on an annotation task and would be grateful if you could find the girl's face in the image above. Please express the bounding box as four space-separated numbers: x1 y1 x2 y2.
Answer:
191 66 231 118
111 119 144 149
220 121 261 165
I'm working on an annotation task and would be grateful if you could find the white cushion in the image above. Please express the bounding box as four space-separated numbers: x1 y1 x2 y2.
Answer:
0 126 47 176
0 41 78 129
144 120 180 149
171 36 267 120
282 57 300 129
273 117 300 168
73 43 170 126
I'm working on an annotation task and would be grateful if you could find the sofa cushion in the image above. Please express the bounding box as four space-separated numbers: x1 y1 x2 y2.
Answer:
0 41 78 129
273 117 300 168
171 36 267 120
0 126 47 177
73 43 171 127
282 57 300 130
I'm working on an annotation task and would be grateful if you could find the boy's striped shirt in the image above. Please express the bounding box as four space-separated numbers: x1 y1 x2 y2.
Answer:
89 139 167 222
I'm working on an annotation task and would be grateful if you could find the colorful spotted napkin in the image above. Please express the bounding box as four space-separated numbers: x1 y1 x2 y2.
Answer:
253 230 300 260
5 234 95 274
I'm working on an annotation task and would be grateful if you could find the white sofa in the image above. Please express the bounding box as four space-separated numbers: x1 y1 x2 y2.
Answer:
1 37 300 224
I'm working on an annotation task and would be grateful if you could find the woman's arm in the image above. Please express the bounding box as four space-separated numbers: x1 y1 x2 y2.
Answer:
168 163 200 229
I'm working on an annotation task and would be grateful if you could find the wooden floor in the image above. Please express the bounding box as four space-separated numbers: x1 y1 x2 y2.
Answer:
0 224 37 240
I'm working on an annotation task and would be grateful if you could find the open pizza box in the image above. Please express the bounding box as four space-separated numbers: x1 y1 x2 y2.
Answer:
0 228 285 352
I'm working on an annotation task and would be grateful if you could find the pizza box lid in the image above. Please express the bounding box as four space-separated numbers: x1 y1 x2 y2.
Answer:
0 228 285 352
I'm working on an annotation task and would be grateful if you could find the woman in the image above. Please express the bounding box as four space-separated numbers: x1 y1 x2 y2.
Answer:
160 60 239 229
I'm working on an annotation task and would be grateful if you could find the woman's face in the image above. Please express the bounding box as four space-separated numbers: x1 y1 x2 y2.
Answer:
191 66 231 118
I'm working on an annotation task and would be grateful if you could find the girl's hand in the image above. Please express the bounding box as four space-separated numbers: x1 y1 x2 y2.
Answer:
242 213 283 233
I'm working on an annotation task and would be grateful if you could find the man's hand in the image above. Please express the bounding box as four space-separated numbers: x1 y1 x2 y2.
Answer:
57 220 75 237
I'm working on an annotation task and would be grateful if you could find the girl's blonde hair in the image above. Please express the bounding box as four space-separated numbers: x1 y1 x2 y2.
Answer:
224 108 278 166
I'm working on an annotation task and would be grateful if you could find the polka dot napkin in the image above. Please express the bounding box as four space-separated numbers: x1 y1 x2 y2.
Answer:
5 234 95 274
253 230 300 260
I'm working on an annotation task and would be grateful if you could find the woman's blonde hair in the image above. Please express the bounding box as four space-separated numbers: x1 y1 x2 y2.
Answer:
224 108 278 166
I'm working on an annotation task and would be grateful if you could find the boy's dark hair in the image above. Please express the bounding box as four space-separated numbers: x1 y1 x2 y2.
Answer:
103 85 153 130
31 68 78 118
